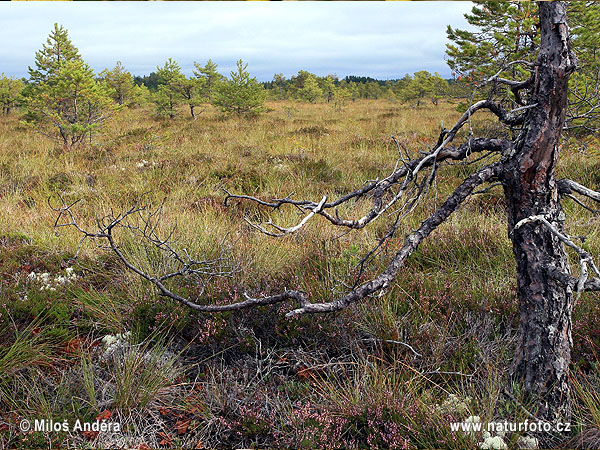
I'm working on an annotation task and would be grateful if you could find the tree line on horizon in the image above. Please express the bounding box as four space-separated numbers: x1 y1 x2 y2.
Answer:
0 23 461 148
135 69 453 104
0 24 455 118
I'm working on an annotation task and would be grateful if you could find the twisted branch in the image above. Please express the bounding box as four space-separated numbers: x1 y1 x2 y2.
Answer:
283 161 503 316
513 214 600 299
51 195 312 313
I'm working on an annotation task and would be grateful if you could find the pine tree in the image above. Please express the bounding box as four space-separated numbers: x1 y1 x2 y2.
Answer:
212 60 266 115
154 58 185 119
332 86 351 111
180 77 205 120
129 83 151 108
272 73 286 100
22 25 117 149
446 2 538 80
398 71 448 106
288 70 314 99
446 1 600 131
347 81 359 102
193 59 224 102
100 61 135 106
566 2 600 132
28 23 81 84
24 59 116 148
298 74 322 103
320 75 337 103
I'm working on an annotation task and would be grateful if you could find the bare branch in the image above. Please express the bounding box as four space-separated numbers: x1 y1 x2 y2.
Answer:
513 214 600 300
557 178 600 203
225 137 510 236
466 60 534 107
51 196 313 313
224 95 515 227
361 337 422 358
564 194 599 215
583 278 600 291
284 161 503 316
548 265 600 293
478 99 528 126
422 368 475 378
244 195 327 237
472 182 502 195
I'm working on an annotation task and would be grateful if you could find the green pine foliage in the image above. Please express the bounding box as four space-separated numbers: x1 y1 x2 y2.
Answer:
193 59 224 102
212 59 266 115
320 75 337 103
397 71 448 106
0 74 24 115
272 73 287 100
129 83 151 108
446 2 538 81
332 85 351 111
23 60 117 149
28 23 81 84
567 1 600 133
446 1 600 132
180 77 205 120
299 74 323 103
265 72 401 103
153 58 186 119
22 24 118 149
100 61 135 106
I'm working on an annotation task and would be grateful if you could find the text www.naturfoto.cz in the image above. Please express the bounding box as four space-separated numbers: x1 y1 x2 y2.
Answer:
450 419 571 434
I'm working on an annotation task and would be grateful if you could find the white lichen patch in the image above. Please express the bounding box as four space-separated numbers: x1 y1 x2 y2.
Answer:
28 267 78 291
516 435 539 449
479 435 508 449
101 331 132 358
436 394 472 417
458 415 508 449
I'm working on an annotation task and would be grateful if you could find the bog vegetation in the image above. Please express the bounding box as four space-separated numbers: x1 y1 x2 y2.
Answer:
1 8 600 449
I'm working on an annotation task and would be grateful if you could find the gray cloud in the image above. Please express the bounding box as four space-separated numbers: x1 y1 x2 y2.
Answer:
0 2 473 81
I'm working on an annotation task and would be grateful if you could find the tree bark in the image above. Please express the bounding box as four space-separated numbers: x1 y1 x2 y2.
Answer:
502 1 577 422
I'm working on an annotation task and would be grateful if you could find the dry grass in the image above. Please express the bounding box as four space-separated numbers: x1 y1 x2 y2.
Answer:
0 99 599 448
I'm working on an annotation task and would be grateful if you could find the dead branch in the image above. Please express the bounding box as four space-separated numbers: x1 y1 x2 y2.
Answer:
564 194 599 215
284 161 503 316
225 137 511 236
513 214 600 299
548 265 600 293
583 278 600 291
478 99 528 126
243 195 327 237
472 182 503 195
565 68 600 132
221 102 511 313
361 337 422 358
225 94 515 233
50 195 314 313
557 178 600 215
557 178 600 203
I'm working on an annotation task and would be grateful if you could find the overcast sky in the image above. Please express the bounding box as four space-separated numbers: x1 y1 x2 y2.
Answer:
0 2 474 82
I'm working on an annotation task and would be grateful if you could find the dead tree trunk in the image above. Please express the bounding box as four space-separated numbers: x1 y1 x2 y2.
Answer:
502 1 577 421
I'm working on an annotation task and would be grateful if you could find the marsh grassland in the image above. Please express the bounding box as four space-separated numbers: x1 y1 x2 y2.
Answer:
1 100 599 448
